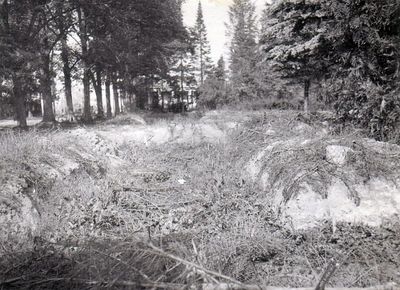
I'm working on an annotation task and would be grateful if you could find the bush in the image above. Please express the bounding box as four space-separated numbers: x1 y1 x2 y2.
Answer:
198 77 228 109
326 77 400 143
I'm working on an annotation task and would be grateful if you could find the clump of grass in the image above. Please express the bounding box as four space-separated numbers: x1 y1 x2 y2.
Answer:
231 112 400 205
0 130 54 164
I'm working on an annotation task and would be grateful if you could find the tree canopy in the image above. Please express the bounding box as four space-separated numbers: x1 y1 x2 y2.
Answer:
260 0 400 140
0 0 188 126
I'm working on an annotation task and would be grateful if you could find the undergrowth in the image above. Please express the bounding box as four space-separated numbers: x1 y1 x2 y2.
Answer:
1 111 400 289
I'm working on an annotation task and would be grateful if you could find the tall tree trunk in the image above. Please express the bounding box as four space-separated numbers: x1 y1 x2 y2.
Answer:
121 84 127 109
180 55 184 112
180 56 184 96
61 36 74 117
200 43 204 85
56 0 73 120
82 70 91 121
78 6 91 122
90 67 104 119
12 73 27 128
112 74 120 116
41 50 55 122
123 64 132 111
119 88 124 113
105 71 112 118
304 78 310 113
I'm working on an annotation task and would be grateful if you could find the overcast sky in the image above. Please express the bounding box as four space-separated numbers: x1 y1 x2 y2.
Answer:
182 0 267 63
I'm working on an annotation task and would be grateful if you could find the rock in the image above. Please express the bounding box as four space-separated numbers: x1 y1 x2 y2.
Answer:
326 145 351 166
279 178 400 230
246 138 400 230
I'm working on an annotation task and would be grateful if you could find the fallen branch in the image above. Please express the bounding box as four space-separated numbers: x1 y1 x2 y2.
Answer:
147 243 245 287
315 258 338 290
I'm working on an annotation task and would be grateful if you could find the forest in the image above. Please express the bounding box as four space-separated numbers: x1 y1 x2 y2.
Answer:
1 0 399 142
1 0 400 289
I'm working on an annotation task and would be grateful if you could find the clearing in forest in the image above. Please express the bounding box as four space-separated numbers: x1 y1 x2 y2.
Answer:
0 110 399 289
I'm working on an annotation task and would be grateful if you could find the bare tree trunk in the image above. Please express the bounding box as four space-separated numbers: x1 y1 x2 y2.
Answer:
41 51 55 122
119 88 124 113
12 73 27 128
123 64 132 111
61 36 74 117
40 32 55 123
105 71 112 118
82 71 91 121
112 74 120 116
179 55 185 113
121 83 127 110
90 67 104 119
200 42 204 85
304 78 310 113
78 6 91 122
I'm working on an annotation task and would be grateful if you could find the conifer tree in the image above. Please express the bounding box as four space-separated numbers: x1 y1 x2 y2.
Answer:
215 56 226 82
227 0 258 102
260 0 330 112
199 56 227 108
192 1 213 86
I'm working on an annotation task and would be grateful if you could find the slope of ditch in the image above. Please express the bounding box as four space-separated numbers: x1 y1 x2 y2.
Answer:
243 113 400 230
0 110 399 289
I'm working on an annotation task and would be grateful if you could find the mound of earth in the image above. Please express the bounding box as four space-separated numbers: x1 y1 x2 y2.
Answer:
96 116 235 146
245 115 400 229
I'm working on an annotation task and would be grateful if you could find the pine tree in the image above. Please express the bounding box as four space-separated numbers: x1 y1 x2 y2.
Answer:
261 0 332 112
199 56 227 108
322 0 400 140
227 0 258 102
192 1 213 86
215 56 226 81
261 0 400 139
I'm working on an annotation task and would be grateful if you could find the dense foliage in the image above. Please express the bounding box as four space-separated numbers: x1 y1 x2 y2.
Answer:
260 0 400 142
323 0 400 142
226 0 259 102
198 56 227 108
0 0 187 125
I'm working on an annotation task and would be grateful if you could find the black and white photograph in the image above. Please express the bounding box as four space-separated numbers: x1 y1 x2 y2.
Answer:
1 0 400 289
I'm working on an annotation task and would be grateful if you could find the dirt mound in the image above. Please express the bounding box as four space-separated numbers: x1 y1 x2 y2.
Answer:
244 117 400 229
103 113 147 126
97 119 230 146
0 129 123 245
